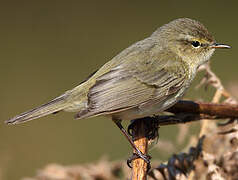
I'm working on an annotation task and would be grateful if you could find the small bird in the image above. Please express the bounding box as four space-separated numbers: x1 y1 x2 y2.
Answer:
6 18 230 166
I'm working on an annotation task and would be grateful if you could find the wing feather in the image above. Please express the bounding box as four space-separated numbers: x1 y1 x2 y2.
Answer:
77 50 188 118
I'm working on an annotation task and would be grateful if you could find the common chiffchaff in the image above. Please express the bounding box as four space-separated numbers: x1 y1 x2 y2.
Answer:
6 18 230 124
6 18 231 164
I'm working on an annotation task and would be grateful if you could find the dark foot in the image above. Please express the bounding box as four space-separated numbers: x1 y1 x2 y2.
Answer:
127 152 151 170
127 117 159 141
127 119 136 136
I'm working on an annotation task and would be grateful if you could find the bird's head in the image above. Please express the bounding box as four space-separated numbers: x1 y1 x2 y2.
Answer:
152 18 231 67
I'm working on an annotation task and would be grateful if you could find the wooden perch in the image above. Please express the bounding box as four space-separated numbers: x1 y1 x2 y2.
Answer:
167 100 238 119
149 100 238 127
132 119 149 180
130 100 238 129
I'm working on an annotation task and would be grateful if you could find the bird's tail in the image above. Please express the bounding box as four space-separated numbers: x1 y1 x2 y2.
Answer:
5 93 69 124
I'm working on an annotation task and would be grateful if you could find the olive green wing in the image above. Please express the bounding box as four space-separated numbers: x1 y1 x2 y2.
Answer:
76 52 188 119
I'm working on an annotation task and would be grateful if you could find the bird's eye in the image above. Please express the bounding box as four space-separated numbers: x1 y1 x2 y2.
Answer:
191 41 201 48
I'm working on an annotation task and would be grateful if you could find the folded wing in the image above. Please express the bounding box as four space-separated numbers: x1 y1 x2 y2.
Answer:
76 51 188 119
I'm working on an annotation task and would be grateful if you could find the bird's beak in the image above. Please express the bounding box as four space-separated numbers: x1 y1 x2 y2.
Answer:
210 43 231 49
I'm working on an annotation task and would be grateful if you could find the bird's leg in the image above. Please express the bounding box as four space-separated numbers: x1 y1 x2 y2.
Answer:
112 119 151 169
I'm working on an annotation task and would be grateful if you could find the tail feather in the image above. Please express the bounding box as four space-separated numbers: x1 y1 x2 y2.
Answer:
5 94 69 124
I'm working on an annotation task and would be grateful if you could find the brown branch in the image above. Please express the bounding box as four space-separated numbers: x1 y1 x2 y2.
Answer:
167 100 238 119
132 119 149 180
155 114 220 126
147 100 238 127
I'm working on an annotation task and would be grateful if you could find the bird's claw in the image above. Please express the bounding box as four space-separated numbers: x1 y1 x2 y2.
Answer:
127 118 159 141
127 120 135 136
127 152 151 171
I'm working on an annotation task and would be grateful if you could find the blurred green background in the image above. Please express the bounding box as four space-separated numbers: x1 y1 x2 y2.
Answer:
0 1 237 179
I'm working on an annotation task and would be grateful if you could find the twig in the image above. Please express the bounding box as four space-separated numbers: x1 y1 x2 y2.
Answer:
167 100 238 119
132 119 149 180
196 64 234 137
199 89 223 137
155 114 221 126
147 99 238 127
